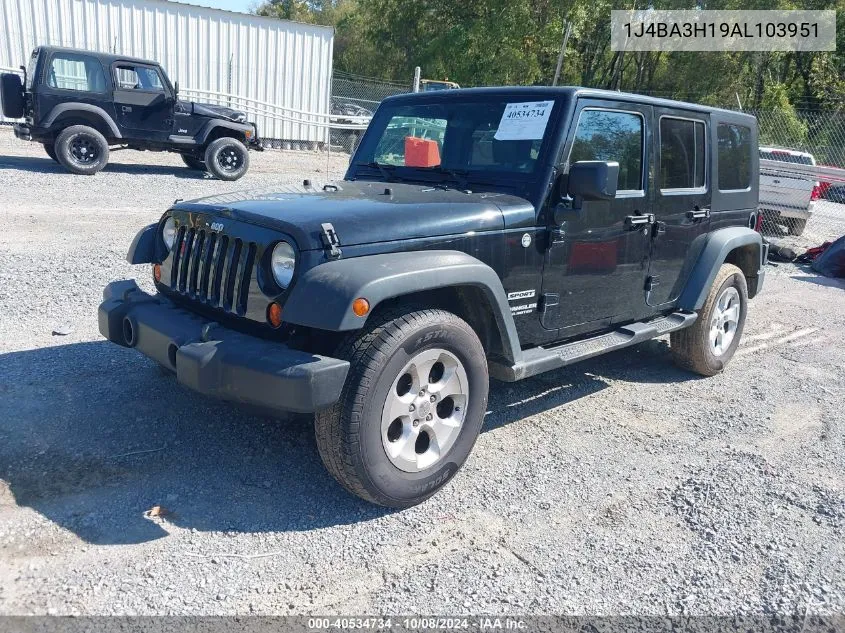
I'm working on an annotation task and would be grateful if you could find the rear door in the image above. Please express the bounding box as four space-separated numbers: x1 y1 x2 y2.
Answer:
646 109 711 306
111 62 173 139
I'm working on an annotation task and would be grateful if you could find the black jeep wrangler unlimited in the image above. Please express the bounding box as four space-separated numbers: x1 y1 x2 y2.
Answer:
1 46 261 180
99 87 766 507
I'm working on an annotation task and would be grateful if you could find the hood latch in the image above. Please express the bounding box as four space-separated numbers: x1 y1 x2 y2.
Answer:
320 222 342 259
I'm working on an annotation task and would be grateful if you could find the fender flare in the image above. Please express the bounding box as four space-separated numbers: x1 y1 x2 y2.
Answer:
283 251 523 364
677 227 764 311
126 223 157 264
42 103 122 138
196 120 254 146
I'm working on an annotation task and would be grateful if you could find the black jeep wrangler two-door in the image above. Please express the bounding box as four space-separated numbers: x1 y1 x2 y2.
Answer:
99 87 767 507
0 46 262 180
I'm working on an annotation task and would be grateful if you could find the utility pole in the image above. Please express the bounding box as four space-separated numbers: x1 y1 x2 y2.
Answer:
413 67 421 93
552 21 572 86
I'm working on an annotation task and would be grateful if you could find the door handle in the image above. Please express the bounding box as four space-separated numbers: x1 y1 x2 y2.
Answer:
687 206 711 220
122 105 132 113
625 213 654 228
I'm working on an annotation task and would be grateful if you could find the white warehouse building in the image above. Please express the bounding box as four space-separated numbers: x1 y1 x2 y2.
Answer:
0 0 335 142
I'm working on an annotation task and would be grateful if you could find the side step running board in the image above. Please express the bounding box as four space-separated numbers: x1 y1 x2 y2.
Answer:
489 311 698 382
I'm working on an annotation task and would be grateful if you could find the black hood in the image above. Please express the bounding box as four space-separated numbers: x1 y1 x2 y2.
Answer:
179 100 246 122
172 181 535 251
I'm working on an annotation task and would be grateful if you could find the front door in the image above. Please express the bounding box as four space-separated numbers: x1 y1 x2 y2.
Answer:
540 100 653 334
646 109 712 306
111 63 173 139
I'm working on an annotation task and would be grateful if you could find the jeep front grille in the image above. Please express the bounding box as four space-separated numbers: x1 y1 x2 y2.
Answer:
168 227 257 315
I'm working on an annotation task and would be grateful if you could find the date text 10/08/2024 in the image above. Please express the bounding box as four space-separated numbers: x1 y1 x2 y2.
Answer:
307 618 528 631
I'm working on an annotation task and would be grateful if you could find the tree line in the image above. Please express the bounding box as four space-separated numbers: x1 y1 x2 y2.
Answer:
255 0 845 114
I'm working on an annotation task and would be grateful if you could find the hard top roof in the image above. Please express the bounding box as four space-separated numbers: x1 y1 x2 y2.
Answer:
384 85 754 120
34 45 161 68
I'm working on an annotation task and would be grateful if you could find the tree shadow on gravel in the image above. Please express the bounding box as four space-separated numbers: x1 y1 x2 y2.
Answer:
0 337 699 545
0 154 208 179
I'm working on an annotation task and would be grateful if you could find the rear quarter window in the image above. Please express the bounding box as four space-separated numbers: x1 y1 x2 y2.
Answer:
26 49 39 90
717 123 752 191
46 53 106 93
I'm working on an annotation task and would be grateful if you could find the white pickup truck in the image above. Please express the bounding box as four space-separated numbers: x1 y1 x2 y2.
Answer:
759 146 819 236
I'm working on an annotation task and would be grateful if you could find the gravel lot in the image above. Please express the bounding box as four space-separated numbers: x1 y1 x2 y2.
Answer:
0 131 843 617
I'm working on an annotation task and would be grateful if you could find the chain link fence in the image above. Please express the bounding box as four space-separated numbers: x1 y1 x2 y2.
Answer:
752 109 845 251
325 71 410 158
2 64 845 254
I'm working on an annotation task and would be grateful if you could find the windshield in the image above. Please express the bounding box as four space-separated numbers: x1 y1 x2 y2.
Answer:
352 98 559 183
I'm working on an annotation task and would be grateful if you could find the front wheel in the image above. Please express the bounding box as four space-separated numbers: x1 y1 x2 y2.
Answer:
44 143 59 163
55 125 109 175
788 218 807 236
181 154 206 171
670 263 748 376
315 308 489 507
203 137 249 181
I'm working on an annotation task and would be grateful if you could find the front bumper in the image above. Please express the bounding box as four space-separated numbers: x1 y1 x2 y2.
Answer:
98 280 349 413
247 122 264 151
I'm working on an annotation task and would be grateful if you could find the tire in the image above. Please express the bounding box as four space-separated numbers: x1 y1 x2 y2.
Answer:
181 154 206 171
670 263 748 376
44 143 59 163
0 73 24 119
315 307 489 508
788 218 807 236
55 125 109 175
203 137 249 181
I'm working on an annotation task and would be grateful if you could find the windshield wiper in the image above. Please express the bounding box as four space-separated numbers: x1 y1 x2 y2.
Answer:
353 161 397 182
430 167 471 192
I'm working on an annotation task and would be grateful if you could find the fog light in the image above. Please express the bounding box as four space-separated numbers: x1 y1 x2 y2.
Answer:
267 302 283 328
352 298 370 317
153 263 162 282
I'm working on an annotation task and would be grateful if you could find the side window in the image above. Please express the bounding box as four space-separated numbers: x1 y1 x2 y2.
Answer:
717 124 752 191
660 117 706 190
569 109 643 192
114 65 164 92
46 53 106 93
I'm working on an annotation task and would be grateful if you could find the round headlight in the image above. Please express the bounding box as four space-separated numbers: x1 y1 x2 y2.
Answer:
162 217 177 250
271 241 296 288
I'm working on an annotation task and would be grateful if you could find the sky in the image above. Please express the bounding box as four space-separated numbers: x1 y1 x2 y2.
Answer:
170 0 256 14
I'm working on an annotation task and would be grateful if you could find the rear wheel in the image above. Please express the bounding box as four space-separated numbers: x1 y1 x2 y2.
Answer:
181 154 206 171
55 125 109 175
314 308 489 507
670 263 748 376
203 137 249 181
788 218 807 236
44 143 58 163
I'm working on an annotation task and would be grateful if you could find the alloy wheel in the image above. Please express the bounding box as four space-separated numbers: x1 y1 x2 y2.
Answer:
380 348 469 473
710 286 740 356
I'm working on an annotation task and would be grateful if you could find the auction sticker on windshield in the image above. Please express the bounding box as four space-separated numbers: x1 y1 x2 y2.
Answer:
495 101 553 141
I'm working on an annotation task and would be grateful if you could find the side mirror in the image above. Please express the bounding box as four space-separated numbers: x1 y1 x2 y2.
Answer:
566 160 619 204
174 80 179 99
